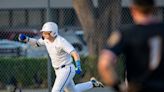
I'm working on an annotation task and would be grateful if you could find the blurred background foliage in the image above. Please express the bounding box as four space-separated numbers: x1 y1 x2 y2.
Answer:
0 56 125 88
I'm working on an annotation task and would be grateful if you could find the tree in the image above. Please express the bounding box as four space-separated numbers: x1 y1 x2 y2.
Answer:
72 0 121 56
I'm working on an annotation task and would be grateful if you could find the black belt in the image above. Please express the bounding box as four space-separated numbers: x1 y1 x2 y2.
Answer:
55 63 72 70
55 65 66 70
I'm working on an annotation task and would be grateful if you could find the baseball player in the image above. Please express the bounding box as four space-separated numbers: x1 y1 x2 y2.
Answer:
18 22 103 92
98 0 164 92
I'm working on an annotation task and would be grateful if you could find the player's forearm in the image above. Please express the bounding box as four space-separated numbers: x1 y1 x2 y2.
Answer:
19 34 41 47
71 50 80 61
28 38 40 47
71 50 82 68
98 49 119 86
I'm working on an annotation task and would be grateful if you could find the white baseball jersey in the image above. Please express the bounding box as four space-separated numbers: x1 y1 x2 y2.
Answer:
28 35 75 68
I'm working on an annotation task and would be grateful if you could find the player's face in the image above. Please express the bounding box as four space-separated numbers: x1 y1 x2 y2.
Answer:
130 4 147 24
42 31 52 39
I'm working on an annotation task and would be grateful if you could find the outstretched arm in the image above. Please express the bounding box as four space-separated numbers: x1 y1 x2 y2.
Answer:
18 34 44 47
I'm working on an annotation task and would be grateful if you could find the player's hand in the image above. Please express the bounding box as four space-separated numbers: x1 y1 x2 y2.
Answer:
18 34 28 42
75 67 82 75
75 60 82 74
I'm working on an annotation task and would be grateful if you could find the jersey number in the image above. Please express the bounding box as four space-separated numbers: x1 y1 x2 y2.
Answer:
149 36 162 70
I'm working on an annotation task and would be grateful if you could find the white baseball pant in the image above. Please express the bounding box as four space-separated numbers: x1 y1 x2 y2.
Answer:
51 64 93 92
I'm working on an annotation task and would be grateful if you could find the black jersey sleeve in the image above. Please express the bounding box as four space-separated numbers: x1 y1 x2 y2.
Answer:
105 31 124 56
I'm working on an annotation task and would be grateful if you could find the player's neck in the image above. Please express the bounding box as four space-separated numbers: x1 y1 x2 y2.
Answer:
134 14 157 25
47 36 55 43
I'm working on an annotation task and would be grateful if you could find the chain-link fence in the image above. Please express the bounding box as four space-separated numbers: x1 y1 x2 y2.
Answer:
0 0 163 92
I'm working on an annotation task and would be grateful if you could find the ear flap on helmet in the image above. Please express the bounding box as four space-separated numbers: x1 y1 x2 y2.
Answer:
50 32 55 37
42 36 44 40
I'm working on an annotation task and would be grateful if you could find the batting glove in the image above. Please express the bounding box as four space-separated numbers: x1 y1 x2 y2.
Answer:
75 60 82 74
18 34 29 42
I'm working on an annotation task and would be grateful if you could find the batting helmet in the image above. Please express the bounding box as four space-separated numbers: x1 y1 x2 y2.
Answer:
40 22 58 37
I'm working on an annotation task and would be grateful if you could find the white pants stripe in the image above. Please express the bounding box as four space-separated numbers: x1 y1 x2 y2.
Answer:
60 67 71 91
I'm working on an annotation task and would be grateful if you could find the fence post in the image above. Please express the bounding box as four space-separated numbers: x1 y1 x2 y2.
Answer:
46 0 52 92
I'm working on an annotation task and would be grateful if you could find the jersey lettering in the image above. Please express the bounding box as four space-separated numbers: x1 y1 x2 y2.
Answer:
148 36 162 70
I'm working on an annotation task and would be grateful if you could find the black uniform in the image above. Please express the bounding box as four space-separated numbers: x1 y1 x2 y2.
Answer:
106 22 164 92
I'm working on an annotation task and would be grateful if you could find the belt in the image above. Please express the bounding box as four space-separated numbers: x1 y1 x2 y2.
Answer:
55 63 72 70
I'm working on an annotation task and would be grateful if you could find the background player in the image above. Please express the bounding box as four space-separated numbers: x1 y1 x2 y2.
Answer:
98 0 164 92
18 22 103 92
